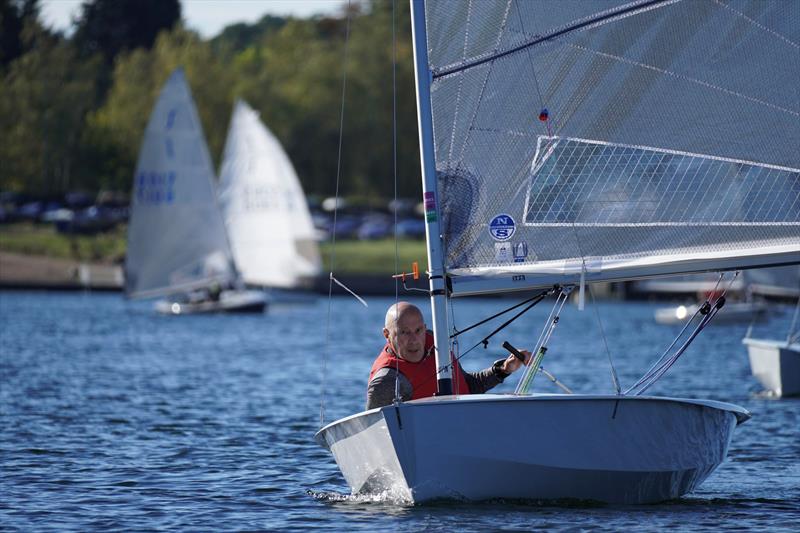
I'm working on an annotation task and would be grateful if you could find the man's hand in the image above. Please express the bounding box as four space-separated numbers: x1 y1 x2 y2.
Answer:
502 349 532 374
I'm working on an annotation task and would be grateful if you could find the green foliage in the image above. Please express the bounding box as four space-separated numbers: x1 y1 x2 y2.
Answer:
1 0 423 203
210 14 287 58
0 26 101 193
84 27 234 191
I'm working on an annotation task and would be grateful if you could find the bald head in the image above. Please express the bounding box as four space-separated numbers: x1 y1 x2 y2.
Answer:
384 301 423 331
383 302 427 362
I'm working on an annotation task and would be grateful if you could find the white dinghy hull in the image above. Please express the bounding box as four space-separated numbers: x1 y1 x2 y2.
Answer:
155 289 267 315
316 394 749 504
743 338 800 397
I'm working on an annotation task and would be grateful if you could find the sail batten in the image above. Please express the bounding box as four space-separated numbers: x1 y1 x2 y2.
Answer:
423 0 800 290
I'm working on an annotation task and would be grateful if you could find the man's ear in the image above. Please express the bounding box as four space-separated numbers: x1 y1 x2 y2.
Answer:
383 328 390 340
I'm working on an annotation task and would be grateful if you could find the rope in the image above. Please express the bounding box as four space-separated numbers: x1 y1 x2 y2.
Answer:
625 272 726 394
515 288 571 394
626 272 739 396
449 288 553 339
412 289 555 393
320 2 352 428
454 290 553 363
626 272 727 395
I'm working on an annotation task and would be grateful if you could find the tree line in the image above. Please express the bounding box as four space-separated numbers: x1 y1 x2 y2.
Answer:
0 0 422 203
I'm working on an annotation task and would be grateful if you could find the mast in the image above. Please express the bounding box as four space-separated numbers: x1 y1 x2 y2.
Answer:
410 0 452 395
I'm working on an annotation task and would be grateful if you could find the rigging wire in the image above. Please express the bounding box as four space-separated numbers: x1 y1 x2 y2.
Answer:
513 0 553 137
320 2 353 428
457 289 553 359
627 272 740 396
625 272 727 395
588 283 621 395
391 0 402 405
568 221 622 393
412 289 554 393
449 289 553 339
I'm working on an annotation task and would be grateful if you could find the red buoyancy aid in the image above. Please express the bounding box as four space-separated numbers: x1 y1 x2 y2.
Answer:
369 331 470 400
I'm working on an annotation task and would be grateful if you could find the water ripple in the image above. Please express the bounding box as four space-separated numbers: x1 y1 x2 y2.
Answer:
1 293 799 531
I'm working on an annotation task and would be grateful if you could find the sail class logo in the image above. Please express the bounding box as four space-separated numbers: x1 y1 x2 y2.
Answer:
136 171 176 205
513 242 528 262
489 214 516 241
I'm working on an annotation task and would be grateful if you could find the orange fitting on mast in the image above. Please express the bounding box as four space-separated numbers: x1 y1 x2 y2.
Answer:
392 261 420 282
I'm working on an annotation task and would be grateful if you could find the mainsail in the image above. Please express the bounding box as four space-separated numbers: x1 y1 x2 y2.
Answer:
125 69 238 298
421 0 800 295
217 100 321 289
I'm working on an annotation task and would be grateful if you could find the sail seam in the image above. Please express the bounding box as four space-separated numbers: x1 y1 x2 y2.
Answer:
445 0 473 165
454 0 513 167
713 0 799 50
430 0 675 79
566 43 800 118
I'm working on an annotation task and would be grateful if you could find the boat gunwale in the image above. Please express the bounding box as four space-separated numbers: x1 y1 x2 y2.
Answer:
743 337 800 350
315 393 751 446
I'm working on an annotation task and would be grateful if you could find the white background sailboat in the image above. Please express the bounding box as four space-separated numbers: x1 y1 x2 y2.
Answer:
125 69 266 314
316 0 800 504
217 100 321 297
744 295 800 398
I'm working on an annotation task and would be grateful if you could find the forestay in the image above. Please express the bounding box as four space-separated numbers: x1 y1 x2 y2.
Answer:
422 0 800 296
125 69 237 298
217 100 321 289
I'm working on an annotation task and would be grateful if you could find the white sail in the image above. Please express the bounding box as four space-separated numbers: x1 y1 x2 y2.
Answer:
421 0 800 296
217 100 321 289
125 68 238 298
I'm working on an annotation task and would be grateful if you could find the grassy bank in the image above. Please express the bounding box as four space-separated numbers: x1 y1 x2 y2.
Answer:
0 223 128 264
0 223 426 274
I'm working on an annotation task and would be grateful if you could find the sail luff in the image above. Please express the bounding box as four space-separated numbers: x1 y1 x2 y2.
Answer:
411 0 452 393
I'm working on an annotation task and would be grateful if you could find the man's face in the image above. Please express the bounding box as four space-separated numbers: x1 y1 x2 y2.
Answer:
384 310 427 362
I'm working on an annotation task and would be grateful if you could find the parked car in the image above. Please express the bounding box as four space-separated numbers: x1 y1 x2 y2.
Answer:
330 215 362 239
16 201 44 222
40 207 74 224
55 206 120 235
357 215 393 240
396 217 426 239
